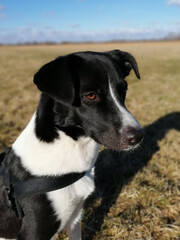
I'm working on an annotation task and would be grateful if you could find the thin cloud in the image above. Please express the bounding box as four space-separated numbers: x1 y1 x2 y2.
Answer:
98 5 104 11
168 0 180 6
174 21 180 25
0 4 7 19
68 23 80 29
0 5 4 10
42 11 57 17
0 25 178 44
0 13 6 19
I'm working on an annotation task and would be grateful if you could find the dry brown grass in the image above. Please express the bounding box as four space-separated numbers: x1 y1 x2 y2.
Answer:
0 42 180 239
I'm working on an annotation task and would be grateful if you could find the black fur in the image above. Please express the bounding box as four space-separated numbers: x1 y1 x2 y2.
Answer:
0 149 60 239
35 93 59 142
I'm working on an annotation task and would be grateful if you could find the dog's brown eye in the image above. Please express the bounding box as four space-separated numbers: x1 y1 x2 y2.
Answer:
85 92 97 100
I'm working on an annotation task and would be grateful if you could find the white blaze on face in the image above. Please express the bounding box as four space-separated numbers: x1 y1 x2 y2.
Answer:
109 81 142 131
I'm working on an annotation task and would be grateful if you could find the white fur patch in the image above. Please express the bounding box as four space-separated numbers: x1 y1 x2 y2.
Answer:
109 82 142 130
13 114 99 176
47 170 95 231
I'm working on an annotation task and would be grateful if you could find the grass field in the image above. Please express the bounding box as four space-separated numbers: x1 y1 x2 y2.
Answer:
0 42 180 240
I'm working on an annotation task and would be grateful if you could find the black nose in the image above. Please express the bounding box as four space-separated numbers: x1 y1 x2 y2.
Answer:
124 127 144 146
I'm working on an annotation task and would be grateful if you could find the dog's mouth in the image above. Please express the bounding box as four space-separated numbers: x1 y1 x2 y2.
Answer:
120 137 144 151
93 126 144 151
100 140 143 152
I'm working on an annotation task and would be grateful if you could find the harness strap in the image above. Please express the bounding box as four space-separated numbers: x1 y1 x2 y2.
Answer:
0 148 86 219
13 171 86 200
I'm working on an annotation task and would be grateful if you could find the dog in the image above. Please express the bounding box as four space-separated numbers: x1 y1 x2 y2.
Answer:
0 49 144 240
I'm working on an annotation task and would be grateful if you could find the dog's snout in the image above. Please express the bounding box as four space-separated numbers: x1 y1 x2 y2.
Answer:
124 126 144 146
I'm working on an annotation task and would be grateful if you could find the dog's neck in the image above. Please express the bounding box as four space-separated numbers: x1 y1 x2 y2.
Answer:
12 99 99 176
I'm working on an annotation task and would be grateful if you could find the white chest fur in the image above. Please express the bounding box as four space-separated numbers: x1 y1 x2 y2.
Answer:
13 113 99 176
47 170 95 230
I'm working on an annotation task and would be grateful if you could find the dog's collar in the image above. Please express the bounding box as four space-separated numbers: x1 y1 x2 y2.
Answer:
0 148 86 219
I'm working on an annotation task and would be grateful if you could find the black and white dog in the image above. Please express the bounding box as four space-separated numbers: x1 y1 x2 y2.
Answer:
0 50 144 240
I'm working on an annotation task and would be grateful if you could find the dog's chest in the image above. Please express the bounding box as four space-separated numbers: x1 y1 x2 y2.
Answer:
47 170 95 229
12 114 99 230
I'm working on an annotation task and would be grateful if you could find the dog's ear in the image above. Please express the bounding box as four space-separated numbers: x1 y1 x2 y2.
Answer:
107 50 140 79
34 55 81 106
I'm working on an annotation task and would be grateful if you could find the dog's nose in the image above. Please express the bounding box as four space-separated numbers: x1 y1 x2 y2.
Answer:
124 126 144 146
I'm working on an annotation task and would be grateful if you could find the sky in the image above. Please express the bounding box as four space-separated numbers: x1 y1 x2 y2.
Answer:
0 0 180 44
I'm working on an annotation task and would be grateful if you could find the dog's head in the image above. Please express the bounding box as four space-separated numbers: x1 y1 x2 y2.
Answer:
34 50 144 150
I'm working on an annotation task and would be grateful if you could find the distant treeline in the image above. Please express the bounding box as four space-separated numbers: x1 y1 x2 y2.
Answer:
0 37 180 46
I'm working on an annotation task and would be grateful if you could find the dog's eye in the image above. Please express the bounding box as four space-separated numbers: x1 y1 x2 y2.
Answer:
85 92 97 100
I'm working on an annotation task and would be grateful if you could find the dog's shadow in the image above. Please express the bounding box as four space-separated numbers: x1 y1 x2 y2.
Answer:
82 112 180 240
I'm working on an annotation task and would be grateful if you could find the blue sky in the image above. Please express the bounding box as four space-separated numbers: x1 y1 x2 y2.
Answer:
0 0 180 44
